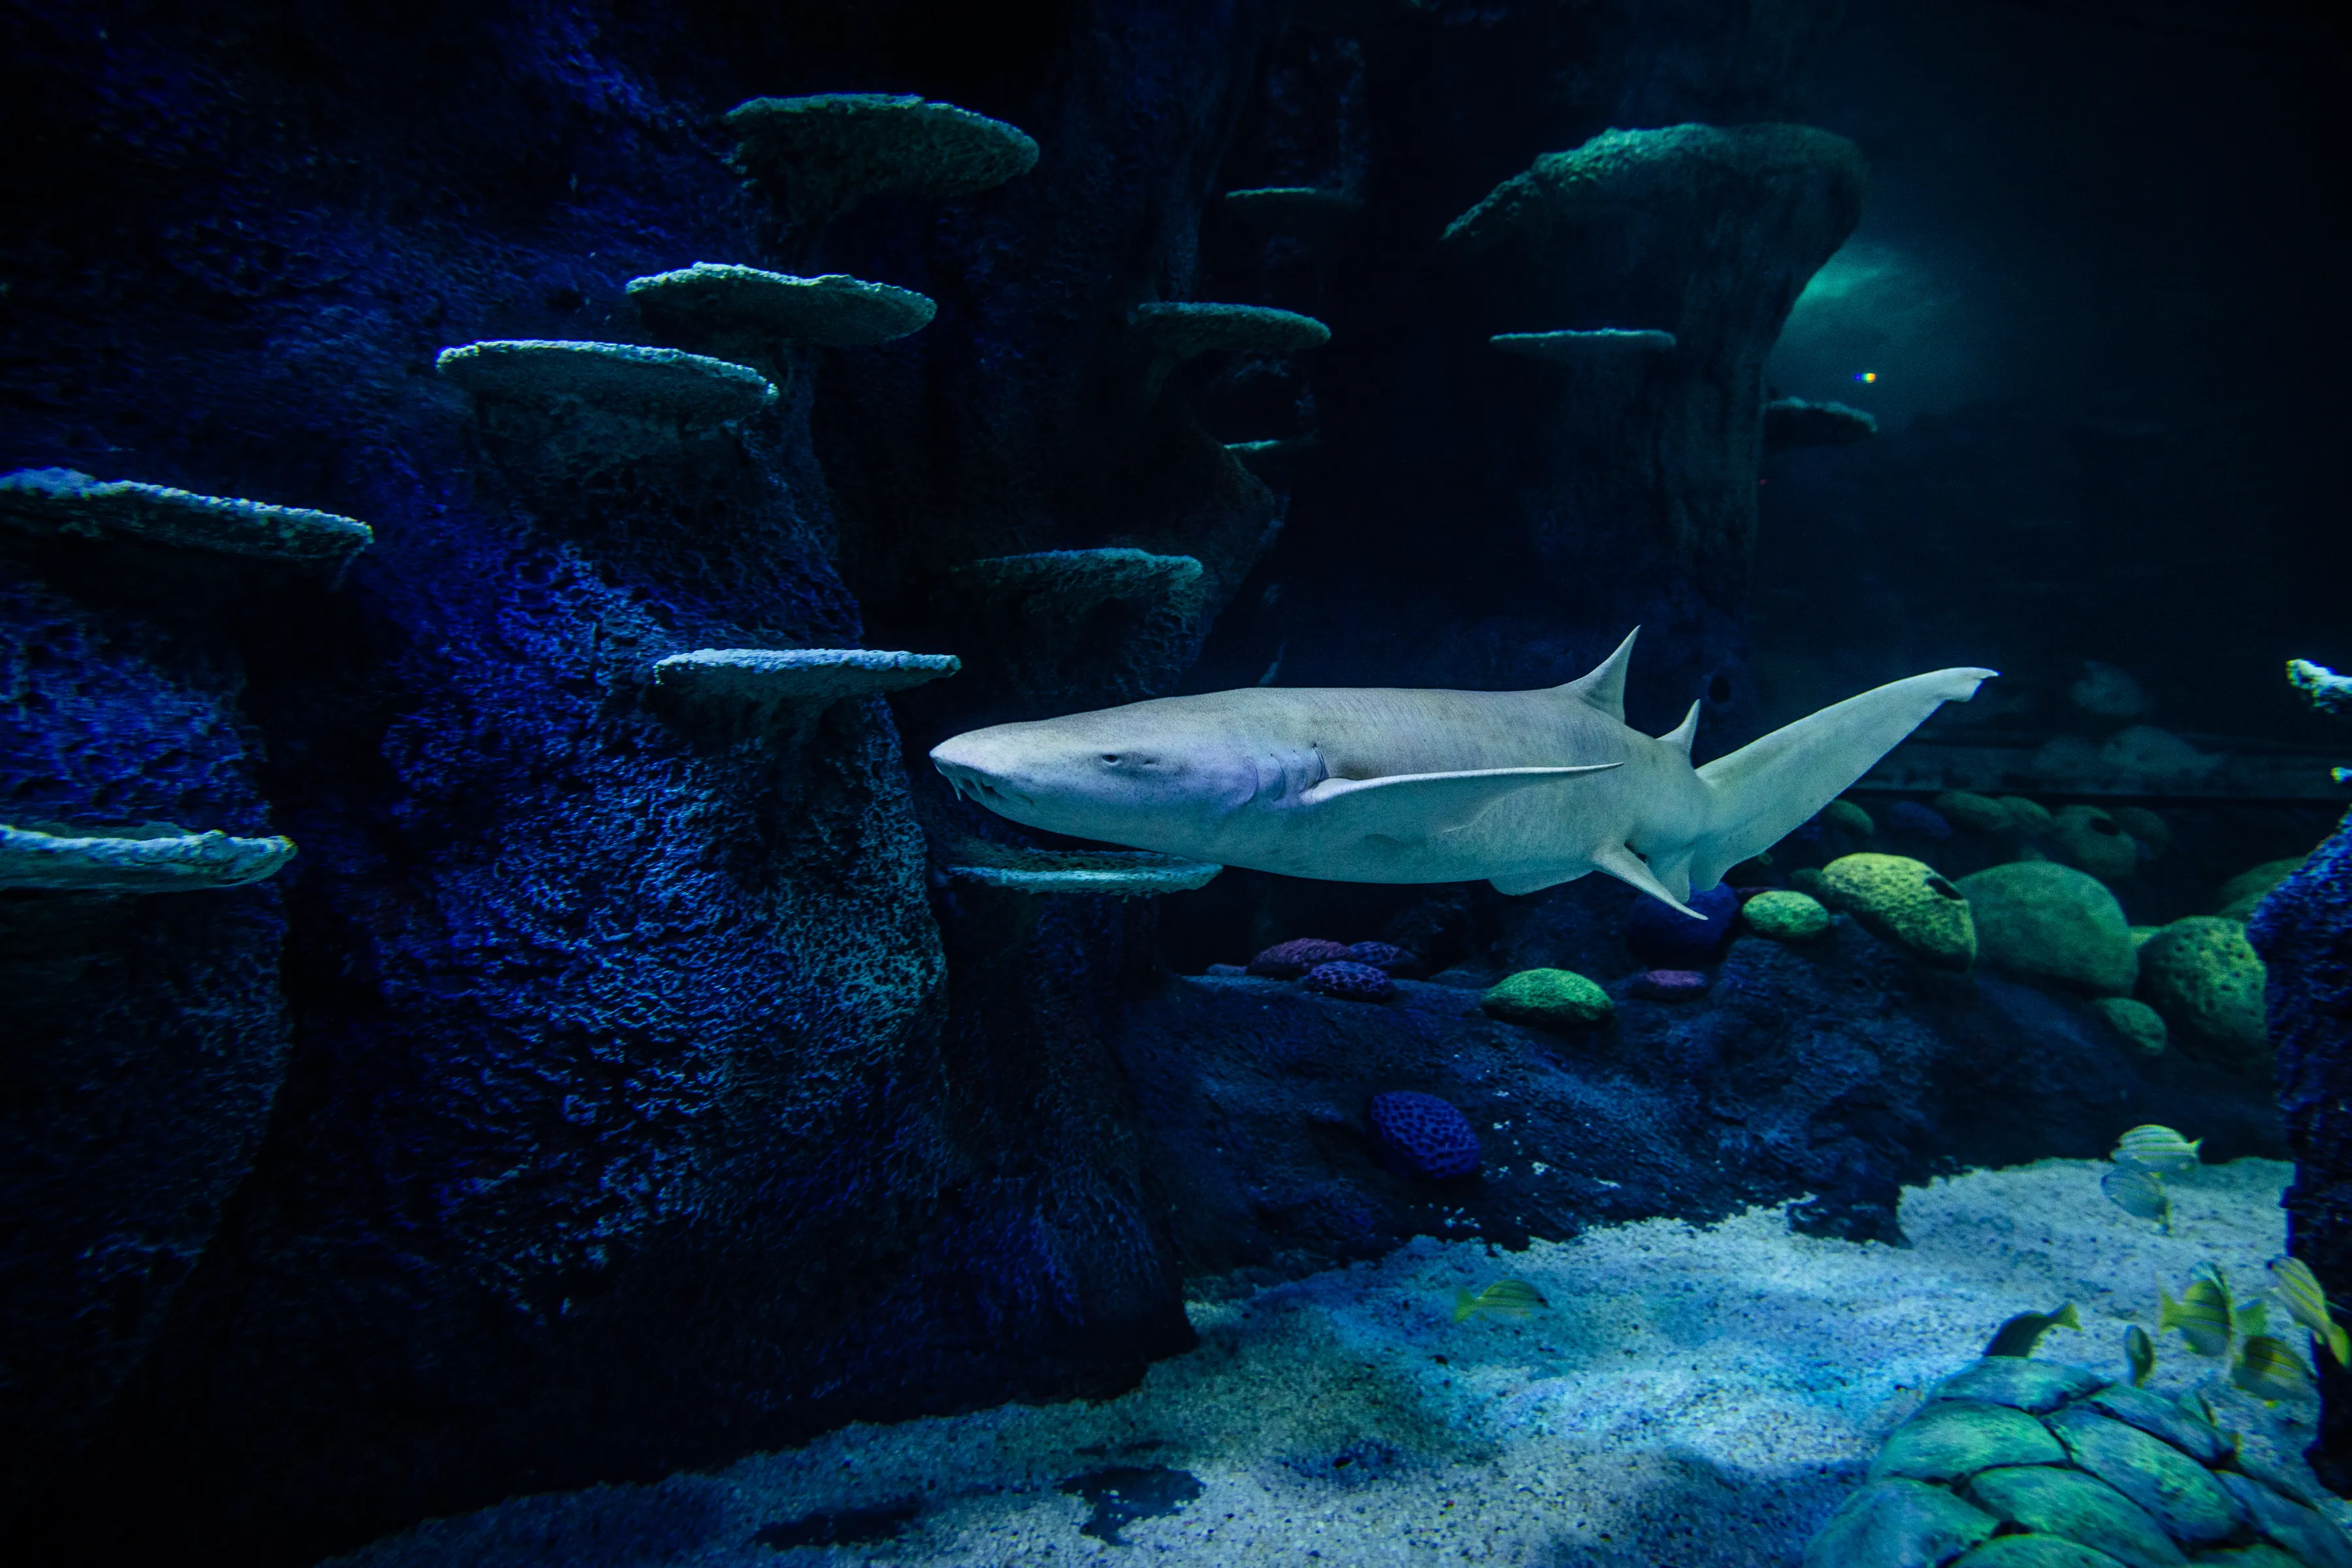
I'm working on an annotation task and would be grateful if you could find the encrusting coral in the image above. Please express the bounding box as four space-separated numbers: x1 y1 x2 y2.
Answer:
1365 1091 1479 1180
1128 302 1332 361
1488 329 1676 361
1222 186 1362 246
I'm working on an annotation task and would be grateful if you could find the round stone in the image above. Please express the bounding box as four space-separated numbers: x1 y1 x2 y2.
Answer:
2138 917 2267 1064
1801 1478 1997 1568
1953 1537 2132 1568
1958 860 2139 995
2091 997 2168 1056
1929 1358 2104 1414
2043 1404 2242 1545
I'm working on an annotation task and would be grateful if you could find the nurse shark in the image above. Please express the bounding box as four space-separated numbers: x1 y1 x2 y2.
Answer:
929 631 1993 916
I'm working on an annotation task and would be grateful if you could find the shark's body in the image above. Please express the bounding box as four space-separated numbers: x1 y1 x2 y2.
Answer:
930 632 1993 914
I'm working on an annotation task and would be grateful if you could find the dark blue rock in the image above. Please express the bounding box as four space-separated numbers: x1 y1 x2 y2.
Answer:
1624 883 1741 967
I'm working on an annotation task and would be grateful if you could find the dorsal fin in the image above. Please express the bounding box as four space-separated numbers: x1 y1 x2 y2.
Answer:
1558 628 1639 721
1659 700 1699 755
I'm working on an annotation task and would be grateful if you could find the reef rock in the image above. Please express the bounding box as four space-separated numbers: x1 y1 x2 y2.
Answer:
1958 861 2138 996
2050 804 2140 883
1820 853 1978 970
1478 967 1614 1028
2139 917 2269 1066
1743 889 1832 941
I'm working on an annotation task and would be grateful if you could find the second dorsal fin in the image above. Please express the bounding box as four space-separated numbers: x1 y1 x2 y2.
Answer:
1558 627 1639 721
1659 700 1699 755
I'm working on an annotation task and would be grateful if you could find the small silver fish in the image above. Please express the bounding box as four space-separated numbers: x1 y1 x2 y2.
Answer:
1454 1279 1548 1323
2102 1165 2171 1230
2125 1324 2156 1387
2112 1124 2203 1173
2232 1334 2315 1403
2268 1256 2351 1367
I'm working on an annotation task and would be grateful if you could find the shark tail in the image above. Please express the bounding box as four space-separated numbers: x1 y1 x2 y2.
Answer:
1684 667 1995 891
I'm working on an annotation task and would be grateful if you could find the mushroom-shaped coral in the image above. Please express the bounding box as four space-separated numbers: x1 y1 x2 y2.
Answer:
947 548 1211 706
651 649 958 724
1763 397 1878 451
627 263 936 352
0 467 373 568
1490 329 1676 362
1128 302 1331 361
436 340 776 423
1222 186 1363 247
940 843 1220 897
1366 1091 1479 1181
725 93 1037 230
1 823 296 892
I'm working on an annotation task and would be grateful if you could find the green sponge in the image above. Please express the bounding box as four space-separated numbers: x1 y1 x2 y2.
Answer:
1480 968 1613 1029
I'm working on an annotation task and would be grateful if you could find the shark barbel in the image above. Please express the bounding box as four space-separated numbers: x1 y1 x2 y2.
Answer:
930 630 1993 916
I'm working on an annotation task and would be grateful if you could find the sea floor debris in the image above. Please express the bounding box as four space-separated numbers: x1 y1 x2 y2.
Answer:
329 1159 2345 1567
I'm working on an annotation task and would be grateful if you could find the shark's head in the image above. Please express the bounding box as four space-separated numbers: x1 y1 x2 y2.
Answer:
929 701 1277 851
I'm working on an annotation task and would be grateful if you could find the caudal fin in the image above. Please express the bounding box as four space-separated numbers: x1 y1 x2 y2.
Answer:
1684 667 1995 890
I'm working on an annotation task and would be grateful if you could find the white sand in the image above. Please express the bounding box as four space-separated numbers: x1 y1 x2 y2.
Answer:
338 1158 2351 1567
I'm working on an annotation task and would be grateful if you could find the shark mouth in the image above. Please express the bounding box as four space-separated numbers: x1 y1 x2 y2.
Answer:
934 759 1031 811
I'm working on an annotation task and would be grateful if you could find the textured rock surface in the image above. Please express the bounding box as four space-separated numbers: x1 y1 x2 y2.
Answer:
1118 913 2285 1281
1821 853 1978 969
1478 966 1614 1028
1961 861 2140 996
2248 810 2352 1494
2142 917 2270 1066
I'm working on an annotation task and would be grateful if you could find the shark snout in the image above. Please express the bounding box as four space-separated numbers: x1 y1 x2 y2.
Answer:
929 732 1034 809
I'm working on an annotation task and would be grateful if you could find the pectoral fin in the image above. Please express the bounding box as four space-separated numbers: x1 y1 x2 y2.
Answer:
1593 843 1703 918
1299 763 1620 841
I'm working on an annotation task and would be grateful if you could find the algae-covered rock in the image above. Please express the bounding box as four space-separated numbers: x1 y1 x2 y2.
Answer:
1958 861 2138 995
1821 798 1876 837
2138 917 2267 1064
2051 804 2140 883
2217 858 2307 922
1802 1477 1997 1568
2002 796 2057 834
1929 1358 2102 1413
1955 1537 2132 1568
2192 1546 2319 1568
1479 968 1613 1029
1965 1465 2186 1568
2091 997 2169 1057
1937 791 2016 834
1869 1399 2066 1483
2043 1404 2242 1545
1820 854 1976 969
1743 889 1831 942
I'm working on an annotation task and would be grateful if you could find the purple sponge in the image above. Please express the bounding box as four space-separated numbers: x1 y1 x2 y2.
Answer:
1367 1091 1480 1181
1303 960 1394 1002
1343 941 1417 974
1622 883 1740 968
1249 938 1352 978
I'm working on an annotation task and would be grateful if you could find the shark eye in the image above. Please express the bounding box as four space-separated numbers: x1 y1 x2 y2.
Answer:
1100 753 1121 764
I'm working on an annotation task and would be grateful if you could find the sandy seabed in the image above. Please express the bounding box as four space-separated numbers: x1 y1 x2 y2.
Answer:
338 1158 2349 1567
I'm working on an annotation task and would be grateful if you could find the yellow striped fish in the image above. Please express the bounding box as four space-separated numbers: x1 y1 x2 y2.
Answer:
2268 1256 2351 1367
2102 1166 2170 1231
2125 1324 2156 1387
1453 1279 1548 1323
1984 1302 2080 1358
2232 1334 2315 1403
2159 1271 2236 1357
2112 1124 2203 1173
